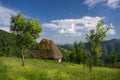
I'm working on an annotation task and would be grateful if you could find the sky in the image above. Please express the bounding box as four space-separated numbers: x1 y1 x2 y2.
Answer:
0 0 120 44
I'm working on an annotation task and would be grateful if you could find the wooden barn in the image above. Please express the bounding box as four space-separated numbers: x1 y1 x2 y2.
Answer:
32 39 62 62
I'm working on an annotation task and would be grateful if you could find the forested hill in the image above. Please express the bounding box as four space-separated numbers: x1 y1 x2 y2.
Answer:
102 38 120 53
101 39 120 61
0 29 37 57
58 39 120 61
0 29 20 57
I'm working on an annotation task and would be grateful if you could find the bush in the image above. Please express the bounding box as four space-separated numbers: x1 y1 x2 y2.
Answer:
111 62 120 68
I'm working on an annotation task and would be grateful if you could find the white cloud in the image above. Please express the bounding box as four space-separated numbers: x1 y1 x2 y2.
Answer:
0 27 10 32
108 29 115 34
84 0 120 9
42 17 116 44
58 29 65 33
107 0 120 9
0 5 17 32
84 0 104 7
42 23 58 30
42 16 115 37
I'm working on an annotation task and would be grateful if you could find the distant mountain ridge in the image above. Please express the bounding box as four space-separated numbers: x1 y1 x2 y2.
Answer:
101 38 120 61
58 38 120 61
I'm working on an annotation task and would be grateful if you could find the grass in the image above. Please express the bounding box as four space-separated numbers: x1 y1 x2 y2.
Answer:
0 57 120 80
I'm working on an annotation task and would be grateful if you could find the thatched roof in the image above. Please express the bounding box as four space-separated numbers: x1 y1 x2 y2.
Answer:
33 39 62 60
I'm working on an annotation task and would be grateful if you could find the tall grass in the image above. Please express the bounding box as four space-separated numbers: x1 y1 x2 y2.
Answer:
0 57 120 80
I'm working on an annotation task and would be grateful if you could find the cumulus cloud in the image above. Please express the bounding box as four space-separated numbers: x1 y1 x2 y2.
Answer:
0 5 17 32
107 0 120 9
42 16 115 37
84 0 120 9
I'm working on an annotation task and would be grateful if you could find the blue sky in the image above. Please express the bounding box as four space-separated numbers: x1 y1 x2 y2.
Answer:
0 0 120 44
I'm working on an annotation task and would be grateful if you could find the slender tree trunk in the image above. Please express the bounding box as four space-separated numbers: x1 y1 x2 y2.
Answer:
21 48 25 66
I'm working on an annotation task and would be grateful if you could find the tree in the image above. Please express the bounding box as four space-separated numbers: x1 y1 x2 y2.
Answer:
111 49 117 65
59 47 71 61
78 41 84 64
74 41 79 63
86 20 110 67
69 51 76 63
10 14 42 66
73 41 85 64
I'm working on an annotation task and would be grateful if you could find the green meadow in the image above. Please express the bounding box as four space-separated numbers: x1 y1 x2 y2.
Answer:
0 57 119 80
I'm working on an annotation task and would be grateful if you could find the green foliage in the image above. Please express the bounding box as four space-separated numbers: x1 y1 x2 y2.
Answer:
0 30 21 57
78 41 85 63
60 41 86 64
58 38 120 66
105 49 118 67
10 13 42 49
111 49 117 63
58 39 120 63
59 47 71 61
73 41 85 64
101 39 120 61
10 13 42 66
86 20 110 66
110 62 120 68
0 29 38 58
0 57 120 80
69 51 76 63
74 41 79 63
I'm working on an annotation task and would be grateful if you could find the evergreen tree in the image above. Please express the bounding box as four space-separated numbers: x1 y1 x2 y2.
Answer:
74 41 79 63
78 41 84 64
73 41 85 64
111 49 117 65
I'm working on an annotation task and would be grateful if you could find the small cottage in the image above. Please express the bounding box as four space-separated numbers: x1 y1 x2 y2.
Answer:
33 39 62 62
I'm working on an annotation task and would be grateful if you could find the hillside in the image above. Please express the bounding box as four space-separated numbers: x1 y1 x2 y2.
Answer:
101 39 120 61
0 29 20 57
58 39 120 61
0 57 120 80
0 29 36 57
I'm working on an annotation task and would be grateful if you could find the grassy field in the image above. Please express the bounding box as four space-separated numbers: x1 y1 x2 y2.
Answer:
0 57 120 80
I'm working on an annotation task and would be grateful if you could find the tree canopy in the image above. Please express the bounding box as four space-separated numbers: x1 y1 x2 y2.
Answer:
86 20 110 65
10 13 42 66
